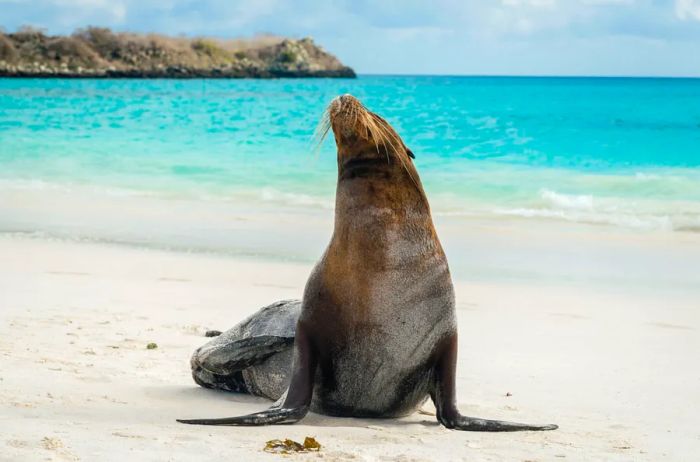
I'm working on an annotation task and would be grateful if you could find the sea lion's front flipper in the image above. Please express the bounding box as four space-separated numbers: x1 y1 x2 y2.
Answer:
431 333 558 432
193 336 294 378
178 320 317 426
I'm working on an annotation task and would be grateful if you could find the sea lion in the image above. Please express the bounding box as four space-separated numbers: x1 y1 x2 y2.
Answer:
178 95 557 431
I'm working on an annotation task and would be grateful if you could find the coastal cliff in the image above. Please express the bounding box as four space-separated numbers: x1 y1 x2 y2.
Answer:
0 27 355 78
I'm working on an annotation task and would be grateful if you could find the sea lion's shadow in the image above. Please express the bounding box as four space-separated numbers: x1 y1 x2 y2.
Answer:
302 413 440 429
171 386 440 428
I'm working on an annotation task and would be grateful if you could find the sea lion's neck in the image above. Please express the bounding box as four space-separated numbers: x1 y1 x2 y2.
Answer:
331 177 440 267
334 175 430 220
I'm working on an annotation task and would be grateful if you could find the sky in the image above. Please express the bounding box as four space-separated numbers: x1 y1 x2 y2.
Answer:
2 0 700 76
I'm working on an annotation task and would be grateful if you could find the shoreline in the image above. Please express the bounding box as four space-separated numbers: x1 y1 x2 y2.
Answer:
0 70 357 79
3 213 700 291
3 180 700 291
1 235 698 460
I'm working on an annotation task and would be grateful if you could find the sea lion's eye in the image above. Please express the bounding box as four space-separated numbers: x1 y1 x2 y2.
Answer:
406 148 415 159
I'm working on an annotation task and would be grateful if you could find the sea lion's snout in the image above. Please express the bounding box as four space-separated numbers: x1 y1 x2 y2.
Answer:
322 94 417 182
327 94 394 149
338 93 359 107
331 94 360 112
328 94 364 141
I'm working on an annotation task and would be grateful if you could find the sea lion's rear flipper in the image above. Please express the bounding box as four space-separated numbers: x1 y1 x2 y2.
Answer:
178 321 317 426
431 333 558 432
190 299 301 393
177 405 309 426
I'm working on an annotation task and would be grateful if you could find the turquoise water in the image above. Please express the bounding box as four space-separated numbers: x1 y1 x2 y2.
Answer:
1 76 700 233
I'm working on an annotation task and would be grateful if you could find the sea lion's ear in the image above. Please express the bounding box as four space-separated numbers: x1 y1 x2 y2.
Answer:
406 148 415 159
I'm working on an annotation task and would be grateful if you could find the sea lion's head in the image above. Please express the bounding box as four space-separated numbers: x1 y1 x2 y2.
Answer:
319 94 420 186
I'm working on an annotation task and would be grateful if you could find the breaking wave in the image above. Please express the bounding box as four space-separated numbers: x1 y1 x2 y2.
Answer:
493 188 700 232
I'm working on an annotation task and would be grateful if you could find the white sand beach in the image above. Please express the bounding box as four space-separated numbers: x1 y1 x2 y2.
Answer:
1 226 699 461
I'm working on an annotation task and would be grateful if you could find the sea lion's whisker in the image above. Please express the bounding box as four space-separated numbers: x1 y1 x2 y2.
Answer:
312 108 332 155
363 112 419 188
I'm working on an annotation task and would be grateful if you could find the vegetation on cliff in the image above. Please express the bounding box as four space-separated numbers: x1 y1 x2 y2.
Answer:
0 26 355 78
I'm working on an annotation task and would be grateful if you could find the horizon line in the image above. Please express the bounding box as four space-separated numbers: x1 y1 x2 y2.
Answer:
357 73 700 80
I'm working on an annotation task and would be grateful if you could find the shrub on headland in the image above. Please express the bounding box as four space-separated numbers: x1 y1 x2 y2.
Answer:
0 34 18 61
191 39 228 59
73 27 121 59
46 36 103 66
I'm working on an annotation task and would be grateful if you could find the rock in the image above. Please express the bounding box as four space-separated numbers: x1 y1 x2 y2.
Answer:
0 28 355 79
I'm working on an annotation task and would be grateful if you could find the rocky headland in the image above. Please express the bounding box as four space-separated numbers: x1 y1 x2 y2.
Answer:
0 27 355 78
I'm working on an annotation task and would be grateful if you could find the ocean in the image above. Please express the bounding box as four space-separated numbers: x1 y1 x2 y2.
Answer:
1 76 700 263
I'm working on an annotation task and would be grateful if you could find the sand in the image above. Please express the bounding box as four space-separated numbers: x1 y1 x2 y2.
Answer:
1 234 699 461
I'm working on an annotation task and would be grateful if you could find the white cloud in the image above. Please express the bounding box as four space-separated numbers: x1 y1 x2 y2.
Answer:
676 0 700 21
501 0 556 7
582 0 635 4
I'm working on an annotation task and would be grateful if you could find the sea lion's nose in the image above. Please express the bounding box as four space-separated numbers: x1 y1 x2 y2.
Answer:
330 94 360 117
339 94 358 106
